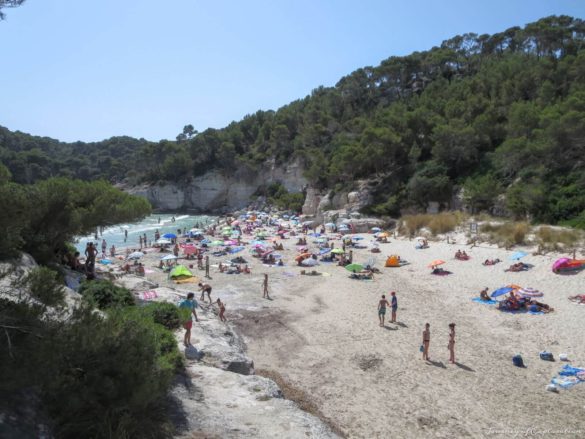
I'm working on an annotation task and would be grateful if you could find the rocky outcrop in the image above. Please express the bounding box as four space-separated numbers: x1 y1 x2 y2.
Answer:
171 364 340 439
302 180 373 222
125 159 307 212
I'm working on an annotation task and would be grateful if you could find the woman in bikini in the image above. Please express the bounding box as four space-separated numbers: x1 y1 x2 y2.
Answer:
422 323 431 361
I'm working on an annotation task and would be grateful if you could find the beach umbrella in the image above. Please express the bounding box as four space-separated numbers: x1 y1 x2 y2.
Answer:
224 240 237 246
301 258 319 266
352 236 364 241
302 221 315 226
428 259 445 268
190 228 202 233
345 263 364 273
162 233 177 239
210 240 224 246
325 222 335 228
509 251 528 260
161 254 177 261
320 248 332 255
155 239 171 245
331 248 344 254
309 232 321 237
127 251 144 260
517 287 544 298
371 227 381 232
491 287 514 298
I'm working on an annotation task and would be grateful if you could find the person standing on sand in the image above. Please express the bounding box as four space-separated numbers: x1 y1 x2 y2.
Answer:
262 274 270 299
101 239 107 259
422 323 431 361
205 255 210 278
139 236 143 249
378 295 391 326
179 293 199 347
198 282 212 303
110 245 116 257
390 291 398 323
448 323 456 364
124 229 128 242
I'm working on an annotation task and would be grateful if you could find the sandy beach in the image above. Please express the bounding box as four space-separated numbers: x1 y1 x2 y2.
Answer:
104 229 585 439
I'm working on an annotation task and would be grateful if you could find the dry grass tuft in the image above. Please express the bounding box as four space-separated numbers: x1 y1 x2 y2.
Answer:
400 212 464 237
480 221 530 246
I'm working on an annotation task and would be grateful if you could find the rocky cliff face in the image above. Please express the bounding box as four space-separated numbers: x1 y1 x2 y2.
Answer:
125 159 307 212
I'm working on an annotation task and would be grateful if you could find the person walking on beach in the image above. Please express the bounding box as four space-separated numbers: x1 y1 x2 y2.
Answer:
205 255 210 278
101 239 107 259
262 274 270 299
378 295 391 327
422 323 431 361
124 229 128 242
139 236 143 249
110 245 116 257
390 291 398 323
448 323 456 364
198 282 212 303
179 293 199 347
216 298 227 322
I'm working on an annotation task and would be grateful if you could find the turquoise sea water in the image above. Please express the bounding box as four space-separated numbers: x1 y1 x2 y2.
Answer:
75 214 217 253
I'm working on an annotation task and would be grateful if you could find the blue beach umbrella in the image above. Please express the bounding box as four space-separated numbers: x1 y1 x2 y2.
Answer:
162 233 177 239
509 251 528 260
491 287 514 298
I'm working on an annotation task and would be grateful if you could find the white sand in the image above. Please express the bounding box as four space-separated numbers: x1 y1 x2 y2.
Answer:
107 233 585 438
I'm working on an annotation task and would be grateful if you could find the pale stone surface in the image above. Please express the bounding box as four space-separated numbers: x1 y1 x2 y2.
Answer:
171 363 340 439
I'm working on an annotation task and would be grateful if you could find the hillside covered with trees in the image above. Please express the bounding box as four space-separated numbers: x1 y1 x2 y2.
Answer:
1 15 584 227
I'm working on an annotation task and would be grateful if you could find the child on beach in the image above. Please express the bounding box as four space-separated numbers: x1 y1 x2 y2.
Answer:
216 298 227 322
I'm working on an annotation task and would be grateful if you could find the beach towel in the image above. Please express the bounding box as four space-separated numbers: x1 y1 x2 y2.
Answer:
500 309 544 315
174 276 199 284
550 365 585 389
140 290 158 301
472 298 497 305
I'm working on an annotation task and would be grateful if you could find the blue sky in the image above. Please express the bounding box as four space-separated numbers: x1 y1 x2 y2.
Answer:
0 0 583 142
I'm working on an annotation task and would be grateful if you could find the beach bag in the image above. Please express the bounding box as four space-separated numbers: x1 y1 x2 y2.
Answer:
539 351 554 361
512 354 524 367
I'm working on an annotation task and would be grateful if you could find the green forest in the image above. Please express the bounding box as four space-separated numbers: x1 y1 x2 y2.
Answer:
1 15 585 227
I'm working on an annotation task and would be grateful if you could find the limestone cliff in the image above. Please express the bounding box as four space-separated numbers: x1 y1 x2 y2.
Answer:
124 159 307 212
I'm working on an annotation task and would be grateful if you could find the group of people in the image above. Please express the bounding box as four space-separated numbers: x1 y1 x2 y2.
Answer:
497 291 553 313
454 250 469 260
377 294 456 364
505 262 529 272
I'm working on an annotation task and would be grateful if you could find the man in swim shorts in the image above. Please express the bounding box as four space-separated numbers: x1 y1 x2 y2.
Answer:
179 293 199 347
378 295 391 327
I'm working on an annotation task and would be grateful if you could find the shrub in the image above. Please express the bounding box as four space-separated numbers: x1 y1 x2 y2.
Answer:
428 212 465 235
140 302 181 330
42 307 179 438
480 221 530 246
80 280 134 309
536 226 582 251
400 212 464 236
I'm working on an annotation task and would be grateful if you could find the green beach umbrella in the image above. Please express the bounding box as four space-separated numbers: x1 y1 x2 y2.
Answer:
331 248 344 254
345 263 363 272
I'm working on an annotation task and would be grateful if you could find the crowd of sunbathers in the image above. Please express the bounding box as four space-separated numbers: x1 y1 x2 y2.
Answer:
477 287 553 312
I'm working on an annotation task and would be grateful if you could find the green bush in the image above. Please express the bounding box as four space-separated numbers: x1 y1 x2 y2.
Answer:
42 307 179 438
80 280 135 309
140 302 182 330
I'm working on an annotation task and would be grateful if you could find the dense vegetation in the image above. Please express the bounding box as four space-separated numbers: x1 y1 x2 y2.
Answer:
0 176 185 438
0 272 182 438
1 16 585 227
0 176 151 263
